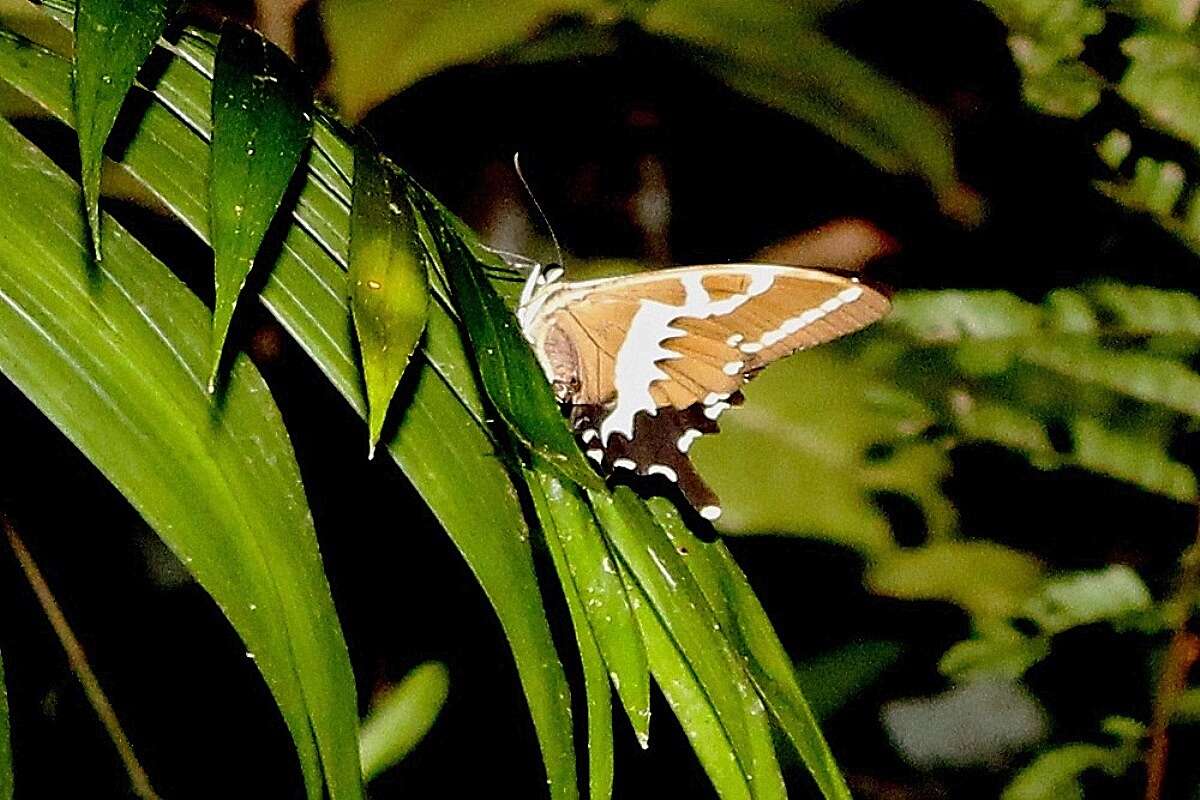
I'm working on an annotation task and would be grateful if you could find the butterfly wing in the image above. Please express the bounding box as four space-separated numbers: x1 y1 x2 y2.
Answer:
522 264 890 519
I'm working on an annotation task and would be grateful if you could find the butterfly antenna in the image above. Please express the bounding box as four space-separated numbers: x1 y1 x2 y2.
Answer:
513 152 565 268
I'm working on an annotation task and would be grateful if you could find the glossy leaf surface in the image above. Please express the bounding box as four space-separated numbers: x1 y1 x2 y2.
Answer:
209 23 313 390
348 147 429 455
73 0 171 257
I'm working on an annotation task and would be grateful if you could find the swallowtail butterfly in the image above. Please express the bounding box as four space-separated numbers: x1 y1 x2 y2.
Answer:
514 257 891 522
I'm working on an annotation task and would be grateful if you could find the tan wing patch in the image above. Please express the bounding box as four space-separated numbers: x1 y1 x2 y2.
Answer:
700 271 753 301
663 274 889 404
533 279 694 405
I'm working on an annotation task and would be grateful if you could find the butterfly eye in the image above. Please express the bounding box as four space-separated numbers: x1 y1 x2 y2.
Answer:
552 379 576 402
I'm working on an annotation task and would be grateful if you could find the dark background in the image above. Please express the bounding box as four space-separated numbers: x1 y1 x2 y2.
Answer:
3 0 1199 797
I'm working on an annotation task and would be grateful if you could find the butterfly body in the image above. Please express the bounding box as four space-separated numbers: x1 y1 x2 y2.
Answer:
516 260 890 520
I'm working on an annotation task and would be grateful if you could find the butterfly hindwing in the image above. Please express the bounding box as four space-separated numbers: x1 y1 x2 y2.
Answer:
571 397 742 520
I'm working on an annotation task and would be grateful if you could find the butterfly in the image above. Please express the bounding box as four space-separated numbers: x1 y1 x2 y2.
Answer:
513 257 891 522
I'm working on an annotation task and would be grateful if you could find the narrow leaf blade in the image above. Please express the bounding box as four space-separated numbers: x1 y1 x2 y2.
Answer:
349 146 429 455
73 0 171 258
413 193 603 489
649 498 853 800
532 468 650 746
209 23 313 390
384 369 578 800
591 488 786 799
528 467 615 800
620 569 752 800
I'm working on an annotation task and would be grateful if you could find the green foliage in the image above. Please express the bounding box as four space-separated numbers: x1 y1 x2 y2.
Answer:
981 0 1200 253
320 0 963 210
73 0 171 258
645 499 852 800
794 641 903 721
4 0 1200 797
2 11 577 799
1023 566 1154 633
348 146 429 456
1002 717 1145 800
940 566 1156 681
529 467 650 747
358 662 450 782
979 0 1105 116
592 489 790 799
695 282 1196 677
699 281 1194 712
693 348 953 557
1171 687 1200 721
321 0 604 121
639 0 964 209
412 189 602 489
869 542 1044 620
0 115 362 800
886 286 1199 502
528 468 618 800
208 23 313 390
0 6 856 797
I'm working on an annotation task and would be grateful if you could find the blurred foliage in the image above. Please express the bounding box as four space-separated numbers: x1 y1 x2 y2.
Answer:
794 641 903 721
983 0 1200 253
358 662 450 781
320 0 966 212
1001 717 1145 800
702 282 1198 618
940 566 1157 681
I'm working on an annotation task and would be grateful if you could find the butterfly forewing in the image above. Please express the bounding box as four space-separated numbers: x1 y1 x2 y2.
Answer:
520 263 890 520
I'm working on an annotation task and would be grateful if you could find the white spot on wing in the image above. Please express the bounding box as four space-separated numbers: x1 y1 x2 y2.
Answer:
703 391 729 406
700 505 722 520
587 449 604 463
613 458 637 470
741 285 867 356
648 465 678 482
723 360 744 375
677 428 703 453
581 429 598 443
726 333 744 346
600 269 776 445
704 402 731 420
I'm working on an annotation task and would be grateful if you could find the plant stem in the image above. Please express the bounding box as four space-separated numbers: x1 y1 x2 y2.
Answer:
1143 506 1200 800
2 516 161 800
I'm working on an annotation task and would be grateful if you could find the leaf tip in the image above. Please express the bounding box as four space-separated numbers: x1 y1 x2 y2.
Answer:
206 350 222 395
81 172 103 262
